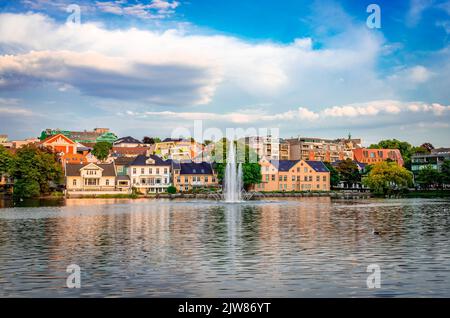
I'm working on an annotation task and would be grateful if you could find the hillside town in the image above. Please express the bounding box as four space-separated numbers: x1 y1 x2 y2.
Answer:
0 128 449 198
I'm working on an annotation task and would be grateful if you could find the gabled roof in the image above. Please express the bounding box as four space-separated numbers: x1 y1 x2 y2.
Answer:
42 133 76 145
130 154 172 166
114 136 141 145
305 160 329 172
179 162 214 175
65 163 116 177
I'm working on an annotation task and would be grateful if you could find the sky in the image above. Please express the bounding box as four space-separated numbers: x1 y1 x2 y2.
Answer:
0 0 449 146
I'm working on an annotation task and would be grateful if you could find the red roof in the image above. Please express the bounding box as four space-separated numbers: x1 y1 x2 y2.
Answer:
112 147 148 156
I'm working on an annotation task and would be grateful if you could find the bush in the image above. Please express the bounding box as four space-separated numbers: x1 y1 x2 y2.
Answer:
13 179 40 199
167 185 177 194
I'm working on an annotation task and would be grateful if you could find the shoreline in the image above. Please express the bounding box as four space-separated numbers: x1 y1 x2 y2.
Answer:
3 190 450 201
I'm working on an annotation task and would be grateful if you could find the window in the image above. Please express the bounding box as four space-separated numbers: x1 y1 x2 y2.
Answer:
272 175 275 181
73 179 77 186
304 176 308 181
283 175 287 181
297 167 300 172
297 176 300 181
133 178 136 184
304 167 308 173
205 176 209 182
177 176 180 182
309 176 312 182
149 168 152 174
317 184 320 189
265 175 269 181
279 175 282 181
133 168 136 174
106 179 110 186
141 168 144 174
184 177 188 183
156 168 159 174
164 168 168 174
316 176 320 182
212 177 216 183
323 176 327 181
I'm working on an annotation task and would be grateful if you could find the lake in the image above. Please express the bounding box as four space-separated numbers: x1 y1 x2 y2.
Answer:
0 197 449 297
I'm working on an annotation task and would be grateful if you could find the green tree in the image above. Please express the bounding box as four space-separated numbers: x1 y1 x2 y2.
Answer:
441 160 450 185
167 185 177 194
0 145 13 176
324 162 340 187
92 141 112 161
335 159 360 186
212 139 261 190
10 144 63 198
142 136 161 144
416 165 442 189
363 161 413 195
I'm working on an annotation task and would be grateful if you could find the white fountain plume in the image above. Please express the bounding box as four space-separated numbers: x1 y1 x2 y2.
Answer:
223 140 243 202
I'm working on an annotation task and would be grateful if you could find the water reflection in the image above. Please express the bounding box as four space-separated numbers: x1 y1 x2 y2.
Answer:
0 198 449 297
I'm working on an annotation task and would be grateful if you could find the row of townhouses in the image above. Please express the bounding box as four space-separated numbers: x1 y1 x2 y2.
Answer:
2 128 420 194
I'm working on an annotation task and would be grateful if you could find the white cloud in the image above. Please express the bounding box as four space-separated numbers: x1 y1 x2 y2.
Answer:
121 100 450 124
0 12 386 108
96 0 179 19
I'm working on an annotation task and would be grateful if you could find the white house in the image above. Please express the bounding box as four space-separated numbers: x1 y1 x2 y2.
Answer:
128 155 172 194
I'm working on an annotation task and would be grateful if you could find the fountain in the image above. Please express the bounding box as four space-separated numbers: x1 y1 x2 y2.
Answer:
223 141 243 202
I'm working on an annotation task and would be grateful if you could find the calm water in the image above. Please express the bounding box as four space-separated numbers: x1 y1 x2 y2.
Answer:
0 197 449 297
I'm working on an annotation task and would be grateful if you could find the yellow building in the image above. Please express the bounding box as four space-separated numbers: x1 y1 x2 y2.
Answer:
65 163 118 192
172 162 218 192
254 158 330 192
153 138 203 161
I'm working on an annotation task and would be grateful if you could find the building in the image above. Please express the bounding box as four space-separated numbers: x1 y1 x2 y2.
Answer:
254 158 330 192
65 163 119 192
60 153 87 165
242 136 281 161
0 134 8 143
129 155 172 194
172 162 218 192
114 156 135 176
154 138 204 161
41 134 77 155
411 148 450 176
352 148 404 166
287 137 350 162
113 136 143 148
40 128 117 144
111 146 149 158
279 139 290 160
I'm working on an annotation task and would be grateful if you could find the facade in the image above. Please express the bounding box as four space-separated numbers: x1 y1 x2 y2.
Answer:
41 134 77 155
113 136 143 148
279 139 290 160
172 162 218 192
287 137 350 162
411 148 450 176
129 155 172 194
154 138 203 161
0 134 7 143
242 136 281 161
65 163 118 192
254 158 330 192
352 148 404 166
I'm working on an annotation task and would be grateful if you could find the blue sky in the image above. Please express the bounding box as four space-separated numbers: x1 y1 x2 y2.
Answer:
0 0 449 146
